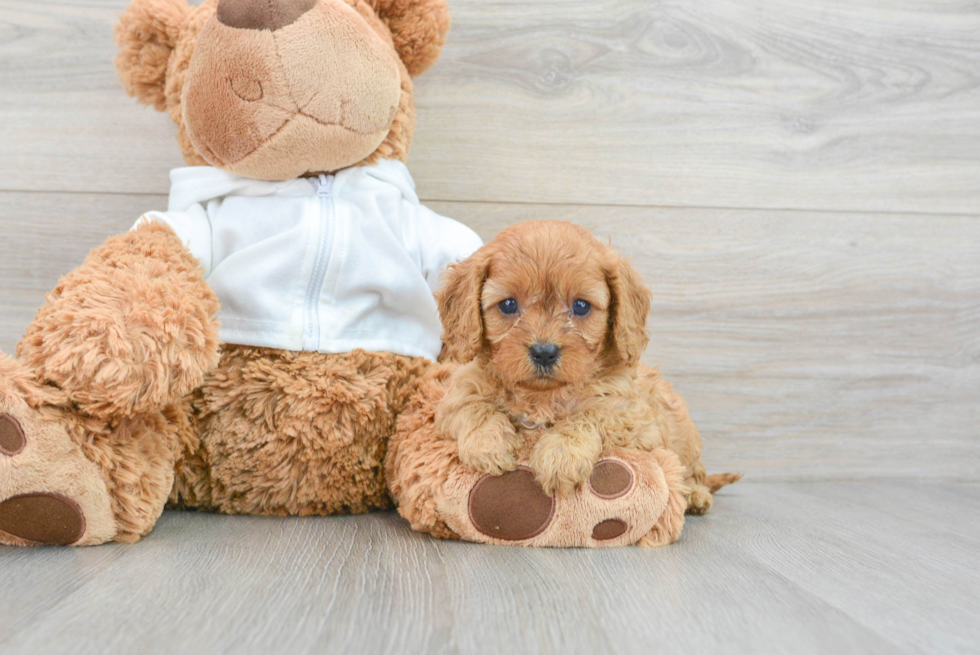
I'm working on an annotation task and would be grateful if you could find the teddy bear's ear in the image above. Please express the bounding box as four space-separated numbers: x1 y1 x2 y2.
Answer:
114 0 192 111
369 0 451 77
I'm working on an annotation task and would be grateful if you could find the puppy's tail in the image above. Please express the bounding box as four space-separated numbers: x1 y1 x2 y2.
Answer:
705 472 743 493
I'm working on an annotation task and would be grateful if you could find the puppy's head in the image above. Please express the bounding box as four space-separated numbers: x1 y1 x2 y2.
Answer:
437 221 652 390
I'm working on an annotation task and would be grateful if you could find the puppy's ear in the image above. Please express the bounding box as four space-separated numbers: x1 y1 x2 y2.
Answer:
437 249 490 364
606 256 652 368
115 0 191 111
369 0 451 77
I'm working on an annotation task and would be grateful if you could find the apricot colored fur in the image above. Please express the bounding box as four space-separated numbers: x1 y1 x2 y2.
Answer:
434 221 736 513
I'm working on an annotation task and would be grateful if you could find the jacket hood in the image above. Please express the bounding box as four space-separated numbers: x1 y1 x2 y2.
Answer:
167 160 420 212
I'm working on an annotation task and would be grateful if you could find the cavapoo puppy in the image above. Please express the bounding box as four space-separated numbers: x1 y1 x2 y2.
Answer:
434 220 738 512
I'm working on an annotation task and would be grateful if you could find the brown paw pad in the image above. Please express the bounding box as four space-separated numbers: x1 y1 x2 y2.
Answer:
0 493 85 545
0 414 26 456
592 518 628 541
588 459 633 499
468 466 555 541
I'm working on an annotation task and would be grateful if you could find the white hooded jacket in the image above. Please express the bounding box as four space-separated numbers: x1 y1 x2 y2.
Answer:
137 160 482 361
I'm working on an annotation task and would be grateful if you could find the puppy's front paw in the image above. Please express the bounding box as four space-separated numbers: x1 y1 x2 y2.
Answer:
530 432 599 497
457 416 518 476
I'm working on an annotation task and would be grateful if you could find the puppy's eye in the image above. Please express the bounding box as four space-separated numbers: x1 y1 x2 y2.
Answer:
572 299 592 317
498 298 519 315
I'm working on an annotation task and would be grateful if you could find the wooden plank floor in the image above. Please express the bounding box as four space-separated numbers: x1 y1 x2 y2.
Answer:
0 482 977 655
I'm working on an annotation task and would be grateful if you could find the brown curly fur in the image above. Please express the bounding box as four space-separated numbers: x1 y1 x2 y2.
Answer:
1 222 433 546
0 0 453 546
173 346 430 516
434 221 738 512
18 222 221 419
369 0 450 77
4 223 217 542
2 345 186 543
385 364 464 540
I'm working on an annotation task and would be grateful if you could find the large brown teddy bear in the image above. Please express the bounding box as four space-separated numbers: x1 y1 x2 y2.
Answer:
0 0 482 546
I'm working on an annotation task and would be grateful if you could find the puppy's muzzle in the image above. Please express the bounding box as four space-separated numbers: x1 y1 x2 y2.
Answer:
528 342 561 371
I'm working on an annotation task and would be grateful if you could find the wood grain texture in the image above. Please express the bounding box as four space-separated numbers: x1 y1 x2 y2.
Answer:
1 1 979 212
1 192 977 481
0 482 977 655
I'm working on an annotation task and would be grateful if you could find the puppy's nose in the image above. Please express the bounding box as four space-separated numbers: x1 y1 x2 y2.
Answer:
217 0 316 31
529 343 561 369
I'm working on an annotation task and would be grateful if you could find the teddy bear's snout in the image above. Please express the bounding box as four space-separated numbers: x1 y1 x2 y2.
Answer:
217 0 316 32
181 0 403 180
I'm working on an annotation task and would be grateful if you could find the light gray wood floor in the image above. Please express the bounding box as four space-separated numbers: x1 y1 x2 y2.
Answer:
1 482 977 655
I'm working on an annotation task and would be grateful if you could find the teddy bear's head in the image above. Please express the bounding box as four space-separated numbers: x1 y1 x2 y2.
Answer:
115 0 449 180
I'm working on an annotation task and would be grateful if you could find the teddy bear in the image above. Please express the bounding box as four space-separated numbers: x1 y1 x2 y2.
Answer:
0 0 483 546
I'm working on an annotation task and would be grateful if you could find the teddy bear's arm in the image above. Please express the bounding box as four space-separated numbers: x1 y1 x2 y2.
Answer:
415 205 483 293
16 221 221 419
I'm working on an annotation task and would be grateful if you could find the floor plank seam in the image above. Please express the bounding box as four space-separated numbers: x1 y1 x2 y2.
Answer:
1 188 978 220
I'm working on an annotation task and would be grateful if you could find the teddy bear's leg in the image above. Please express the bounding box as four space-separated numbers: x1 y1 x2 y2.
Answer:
386 365 462 539
0 354 115 545
196 346 429 516
1 222 220 545
637 449 689 548
166 397 215 511
0 350 196 545
415 448 690 548
388 379 689 548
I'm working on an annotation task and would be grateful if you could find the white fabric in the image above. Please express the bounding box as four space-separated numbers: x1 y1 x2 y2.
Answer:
136 160 482 361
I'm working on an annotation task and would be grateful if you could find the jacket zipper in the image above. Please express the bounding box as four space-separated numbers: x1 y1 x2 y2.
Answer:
303 174 334 351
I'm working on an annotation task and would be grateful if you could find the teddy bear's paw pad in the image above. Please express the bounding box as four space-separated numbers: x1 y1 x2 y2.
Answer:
468 466 555 541
0 493 85 545
0 414 26 456
588 459 633 499
592 518 629 541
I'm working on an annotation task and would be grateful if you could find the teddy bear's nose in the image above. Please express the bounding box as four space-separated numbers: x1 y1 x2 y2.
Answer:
217 0 317 31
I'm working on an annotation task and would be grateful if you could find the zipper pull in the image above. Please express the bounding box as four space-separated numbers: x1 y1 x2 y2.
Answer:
317 174 333 198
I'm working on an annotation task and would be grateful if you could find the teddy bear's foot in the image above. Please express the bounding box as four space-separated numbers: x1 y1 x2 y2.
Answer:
0 388 116 547
441 450 682 547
